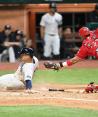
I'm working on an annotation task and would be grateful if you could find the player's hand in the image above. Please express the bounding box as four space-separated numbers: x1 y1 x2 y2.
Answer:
25 89 32 94
25 89 39 94
3 42 10 47
44 61 61 71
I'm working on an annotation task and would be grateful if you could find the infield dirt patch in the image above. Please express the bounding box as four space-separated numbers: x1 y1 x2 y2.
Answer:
0 60 98 110
0 84 98 110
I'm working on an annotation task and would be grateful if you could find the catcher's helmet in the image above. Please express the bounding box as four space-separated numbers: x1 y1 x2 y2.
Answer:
79 27 90 37
19 48 34 58
49 2 56 9
89 82 94 84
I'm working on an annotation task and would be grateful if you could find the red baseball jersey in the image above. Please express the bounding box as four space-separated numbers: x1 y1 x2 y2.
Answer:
76 31 98 59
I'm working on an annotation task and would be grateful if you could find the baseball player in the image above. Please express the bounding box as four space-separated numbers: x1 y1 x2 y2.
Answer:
44 27 98 69
0 47 39 93
40 2 62 60
84 82 98 93
85 82 95 93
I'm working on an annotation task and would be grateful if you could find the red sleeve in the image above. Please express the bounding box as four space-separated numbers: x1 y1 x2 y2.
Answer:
76 45 88 59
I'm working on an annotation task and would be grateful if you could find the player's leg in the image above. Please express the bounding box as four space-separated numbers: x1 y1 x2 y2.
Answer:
52 35 60 59
8 47 16 63
0 74 25 90
43 34 52 59
85 87 93 93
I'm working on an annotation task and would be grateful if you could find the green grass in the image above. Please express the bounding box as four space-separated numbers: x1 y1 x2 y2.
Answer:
0 105 98 117
0 68 98 85
33 68 98 84
0 70 14 75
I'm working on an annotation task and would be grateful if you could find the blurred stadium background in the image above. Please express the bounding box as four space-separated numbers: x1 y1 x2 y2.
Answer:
0 0 98 61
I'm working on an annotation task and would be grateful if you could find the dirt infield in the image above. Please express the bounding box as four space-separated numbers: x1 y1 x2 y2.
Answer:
0 84 98 110
0 60 98 110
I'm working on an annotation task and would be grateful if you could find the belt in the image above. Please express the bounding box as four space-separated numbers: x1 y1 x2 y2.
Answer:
48 34 56 36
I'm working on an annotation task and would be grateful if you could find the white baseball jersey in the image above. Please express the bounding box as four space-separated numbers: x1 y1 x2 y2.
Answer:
40 12 62 35
14 56 39 82
40 12 62 57
0 56 39 90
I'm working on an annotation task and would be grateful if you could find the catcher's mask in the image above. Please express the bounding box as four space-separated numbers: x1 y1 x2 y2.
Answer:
18 48 34 58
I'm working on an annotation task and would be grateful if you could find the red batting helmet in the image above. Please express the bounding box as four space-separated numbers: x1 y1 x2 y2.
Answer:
79 27 90 37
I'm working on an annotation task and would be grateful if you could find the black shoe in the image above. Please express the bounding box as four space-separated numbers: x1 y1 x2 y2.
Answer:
43 56 51 60
53 55 60 60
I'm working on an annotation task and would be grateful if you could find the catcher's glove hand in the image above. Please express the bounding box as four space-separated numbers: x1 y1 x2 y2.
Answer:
44 61 60 71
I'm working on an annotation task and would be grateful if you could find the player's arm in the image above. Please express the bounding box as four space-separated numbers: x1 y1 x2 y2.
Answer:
44 56 82 70
33 56 39 70
58 15 63 38
44 45 88 70
40 16 45 39
61 44 88 67
60 56 82 67
58 26 62 38
59 45 88 68
3 41 22 47
40 26 45 40
14 65 21 77
23 63 34 91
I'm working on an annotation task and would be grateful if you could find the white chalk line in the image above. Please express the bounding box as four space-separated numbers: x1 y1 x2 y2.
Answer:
30 97 98 103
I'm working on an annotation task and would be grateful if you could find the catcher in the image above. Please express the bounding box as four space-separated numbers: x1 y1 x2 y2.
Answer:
84 82 98 93
44 27 98 70
0 47 39 93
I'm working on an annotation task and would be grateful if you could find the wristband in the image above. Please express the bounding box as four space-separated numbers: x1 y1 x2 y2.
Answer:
61 60 73 67
66 60 73 66
25 80 32 89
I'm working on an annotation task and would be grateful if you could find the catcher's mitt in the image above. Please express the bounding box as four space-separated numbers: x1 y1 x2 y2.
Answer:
44 61 60 70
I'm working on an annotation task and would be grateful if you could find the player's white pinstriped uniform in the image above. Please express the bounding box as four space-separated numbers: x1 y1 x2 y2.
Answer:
40 12 62 57
0 56 38 90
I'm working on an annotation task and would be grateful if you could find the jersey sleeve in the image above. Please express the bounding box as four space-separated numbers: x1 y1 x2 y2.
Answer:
76 45 88 59
59 15 63 25
40 15 46 27
23 63 34 81
33 56 39 70
56 14 62 26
